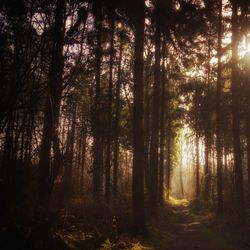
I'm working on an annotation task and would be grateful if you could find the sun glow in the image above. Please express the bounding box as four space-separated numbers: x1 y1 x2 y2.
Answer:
238 35 250 58
171 125 205 200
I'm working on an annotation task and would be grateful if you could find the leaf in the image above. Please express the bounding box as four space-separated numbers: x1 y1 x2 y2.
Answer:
100 238 113 250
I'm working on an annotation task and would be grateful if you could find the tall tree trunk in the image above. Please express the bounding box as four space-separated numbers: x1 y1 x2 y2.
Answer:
223 140 229 204
159 40 167 206
65 102 77 198
231 0 245 219
38 0 65 206
216 0 223 214
80 118 87 193
204 40 211 201
195 133 200 200
132 0 146 233
113 35 123 198
165 127 171 200
149 2 161 214
105 14 115 201
180 143 184 197
242 3 250 204
143 55 151 194
93 0 103 200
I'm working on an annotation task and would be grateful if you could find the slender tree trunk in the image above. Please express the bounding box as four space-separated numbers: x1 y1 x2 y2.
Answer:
216 0 223 214
223 141 229 204
113 35 123 198
65 102 77 197
246 55 250 203
243 4 250 203
143 56 151 194
166 127 171 200
195 133 200 200
204 40 211 201
159 41 167 206
231 0 245 219
105 14 115 201
149 3 161 214
180 143 184 197
132 0 146 232
93 0 103 200
38 0 65 206
80 118 87 193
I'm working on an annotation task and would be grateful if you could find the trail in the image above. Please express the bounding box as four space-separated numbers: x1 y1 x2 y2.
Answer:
167 202 233 250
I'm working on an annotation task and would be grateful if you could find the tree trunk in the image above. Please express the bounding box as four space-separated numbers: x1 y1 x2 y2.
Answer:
165 127 171 200
92 0 103 200
105 14 115 201
132 0 146 233
242 3 250 204
216 0 223 214
231 0 245 220
195 133 200 200
38 0 65 206
159 40 167 206
113 35 123 198
149 2 161 214
204 39 212 201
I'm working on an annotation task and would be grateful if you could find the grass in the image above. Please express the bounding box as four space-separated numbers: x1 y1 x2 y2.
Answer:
168 196 189 207
200 228 234 250
53 197 242 249
143 209 177 249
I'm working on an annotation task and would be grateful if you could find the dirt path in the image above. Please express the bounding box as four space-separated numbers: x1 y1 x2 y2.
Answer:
167 204 233 250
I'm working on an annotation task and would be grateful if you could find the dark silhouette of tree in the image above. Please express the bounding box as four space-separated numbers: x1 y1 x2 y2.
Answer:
132 0 146 233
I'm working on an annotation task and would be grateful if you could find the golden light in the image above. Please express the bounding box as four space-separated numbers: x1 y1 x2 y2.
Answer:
238 35 250 58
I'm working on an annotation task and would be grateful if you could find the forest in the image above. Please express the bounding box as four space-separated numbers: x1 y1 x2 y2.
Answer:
1 0 250 249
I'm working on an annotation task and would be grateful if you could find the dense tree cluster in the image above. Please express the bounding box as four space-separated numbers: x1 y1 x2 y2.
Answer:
1 0 250 248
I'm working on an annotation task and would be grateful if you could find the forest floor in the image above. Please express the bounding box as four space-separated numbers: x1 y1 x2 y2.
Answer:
127 197 234 250
52 198 246 250
12 197 248 250
164 198 234 250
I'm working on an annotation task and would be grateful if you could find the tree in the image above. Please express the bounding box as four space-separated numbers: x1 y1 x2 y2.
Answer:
38 0 66 207
216 0 223 214
231 0 245 220
148 0 162 214
92 0 104 200
132 0 146 233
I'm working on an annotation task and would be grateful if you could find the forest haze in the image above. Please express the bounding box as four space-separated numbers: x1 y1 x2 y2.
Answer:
1 0 250 249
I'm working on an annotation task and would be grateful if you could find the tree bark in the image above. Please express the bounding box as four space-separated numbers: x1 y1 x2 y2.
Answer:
149 1 161 214
132 0 146 233
92 0 103 200
204 39 212 201
231 0 245 219
38 0 65 206
105 14 115 201
159 40 167 206
195 133 200 200
113 35 123 198
216 0 223 214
